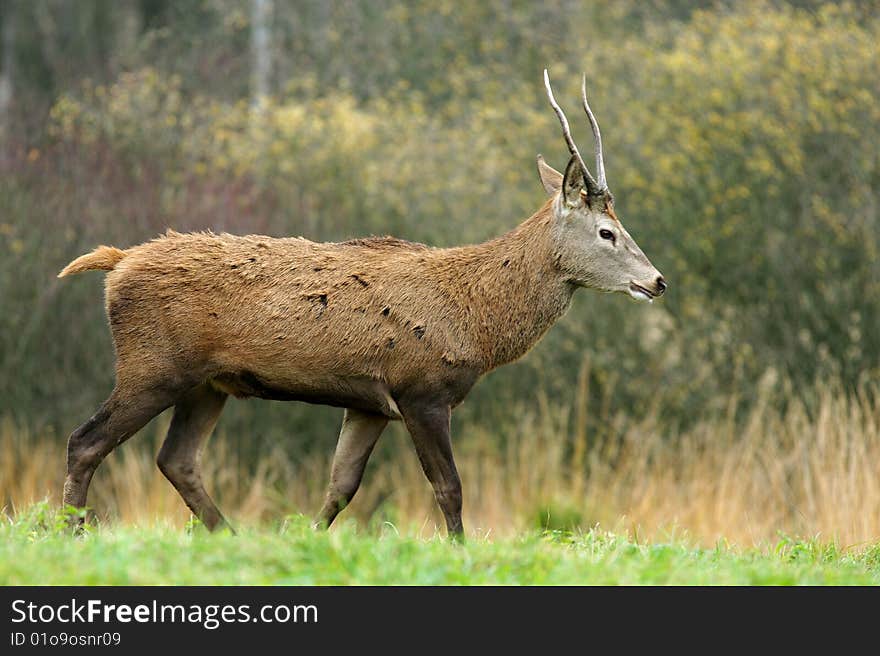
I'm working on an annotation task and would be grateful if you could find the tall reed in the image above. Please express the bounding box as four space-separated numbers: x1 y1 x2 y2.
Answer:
2 382 878 547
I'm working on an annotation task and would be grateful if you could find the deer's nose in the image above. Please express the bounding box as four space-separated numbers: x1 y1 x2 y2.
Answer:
655 276 667 296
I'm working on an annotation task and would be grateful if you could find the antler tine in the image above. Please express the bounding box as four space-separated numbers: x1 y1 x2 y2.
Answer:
580 73 607 191
543 69 597 189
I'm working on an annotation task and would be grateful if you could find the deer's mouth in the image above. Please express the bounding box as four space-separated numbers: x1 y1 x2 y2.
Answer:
628 282 655 303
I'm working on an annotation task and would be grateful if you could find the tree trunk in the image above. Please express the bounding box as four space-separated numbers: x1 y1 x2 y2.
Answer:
0 0 15 146
251 0 272 104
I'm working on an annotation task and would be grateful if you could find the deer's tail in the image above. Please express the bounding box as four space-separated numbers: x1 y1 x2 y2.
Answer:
58 246 128 278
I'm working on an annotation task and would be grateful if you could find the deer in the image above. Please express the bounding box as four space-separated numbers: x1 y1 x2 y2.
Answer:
57 70 666 538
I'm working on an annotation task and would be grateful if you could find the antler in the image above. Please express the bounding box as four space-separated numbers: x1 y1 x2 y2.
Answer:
543 69 600 192
581 74 607 191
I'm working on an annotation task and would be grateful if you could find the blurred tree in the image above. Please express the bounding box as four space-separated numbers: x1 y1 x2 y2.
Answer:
0 0 878 457
250 0 272 104
0 0 15 145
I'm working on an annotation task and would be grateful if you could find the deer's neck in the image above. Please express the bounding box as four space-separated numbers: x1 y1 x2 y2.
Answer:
441 200 574 372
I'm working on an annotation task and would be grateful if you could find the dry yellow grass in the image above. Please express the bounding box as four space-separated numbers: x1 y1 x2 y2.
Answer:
2 383 879 547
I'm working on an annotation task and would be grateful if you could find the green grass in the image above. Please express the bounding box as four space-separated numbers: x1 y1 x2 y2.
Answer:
2 504 879 585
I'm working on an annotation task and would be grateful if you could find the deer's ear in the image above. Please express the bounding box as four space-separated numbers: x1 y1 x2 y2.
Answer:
536 155 563 196
561 154 587 207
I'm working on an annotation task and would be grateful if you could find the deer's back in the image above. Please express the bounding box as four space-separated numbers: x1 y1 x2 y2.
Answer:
103 231 482 414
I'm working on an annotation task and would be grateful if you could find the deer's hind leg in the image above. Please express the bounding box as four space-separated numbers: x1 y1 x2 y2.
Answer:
156 383 230 532
63 378 181 519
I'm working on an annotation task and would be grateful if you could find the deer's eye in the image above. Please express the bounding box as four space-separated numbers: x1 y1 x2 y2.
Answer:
599 229 615 243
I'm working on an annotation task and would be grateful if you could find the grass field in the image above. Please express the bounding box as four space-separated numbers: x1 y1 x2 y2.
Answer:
2 504 879 585
4 382 880 548
4 382 879 585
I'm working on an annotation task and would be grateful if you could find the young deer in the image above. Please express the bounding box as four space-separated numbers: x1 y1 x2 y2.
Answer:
58 71 665 537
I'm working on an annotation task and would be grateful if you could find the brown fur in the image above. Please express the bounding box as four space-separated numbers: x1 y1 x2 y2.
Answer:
58 202 581 535
65 209 572 415
604 198 619 222
59 156 664 538
58 246 127 277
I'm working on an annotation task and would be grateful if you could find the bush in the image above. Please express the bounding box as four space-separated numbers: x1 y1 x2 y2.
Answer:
1 1 877 456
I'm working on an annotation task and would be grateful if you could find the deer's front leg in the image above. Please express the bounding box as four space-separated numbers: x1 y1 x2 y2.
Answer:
400 401 463 539
314 408 388 529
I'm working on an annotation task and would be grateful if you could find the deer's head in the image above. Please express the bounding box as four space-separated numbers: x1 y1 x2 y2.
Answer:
539 70 666 302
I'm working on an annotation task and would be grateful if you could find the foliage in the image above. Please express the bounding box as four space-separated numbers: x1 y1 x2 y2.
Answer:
0 1 878 453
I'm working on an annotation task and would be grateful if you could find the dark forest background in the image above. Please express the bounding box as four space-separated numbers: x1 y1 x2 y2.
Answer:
1 0 878 465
